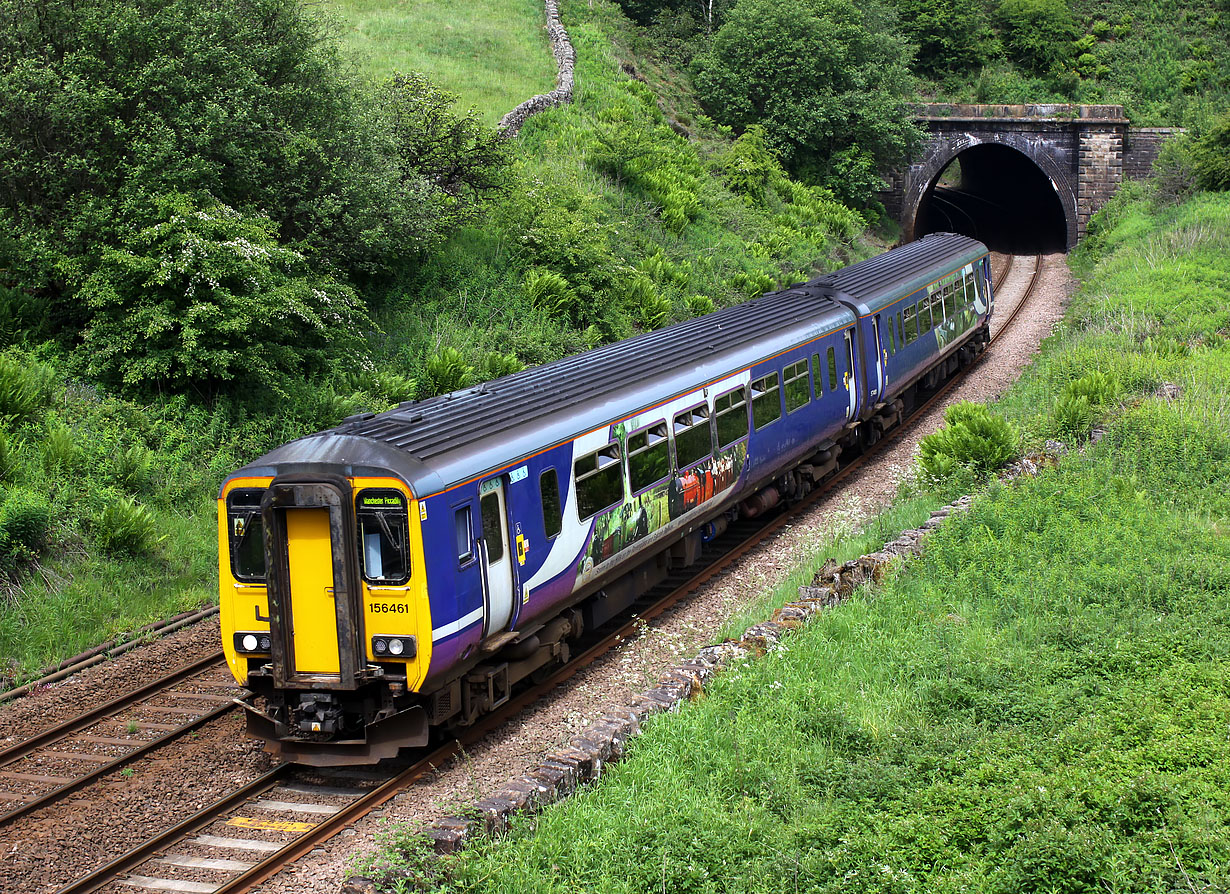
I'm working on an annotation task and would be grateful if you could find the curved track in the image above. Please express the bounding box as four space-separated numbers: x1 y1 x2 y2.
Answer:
46 253 1042 894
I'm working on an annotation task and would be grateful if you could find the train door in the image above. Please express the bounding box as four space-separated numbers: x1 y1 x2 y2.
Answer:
843 329 858 421
871 314 887 400
285 508 341 674
478 477 515 637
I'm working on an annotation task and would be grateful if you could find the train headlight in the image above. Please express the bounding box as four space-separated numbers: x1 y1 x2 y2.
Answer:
371 635 416 659
234 632 271 654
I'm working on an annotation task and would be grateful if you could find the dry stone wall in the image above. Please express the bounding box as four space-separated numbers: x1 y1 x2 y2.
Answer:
497 0 575 138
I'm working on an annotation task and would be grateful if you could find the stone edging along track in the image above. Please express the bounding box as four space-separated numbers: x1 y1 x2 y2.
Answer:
498 0 576 138
341 493 977 892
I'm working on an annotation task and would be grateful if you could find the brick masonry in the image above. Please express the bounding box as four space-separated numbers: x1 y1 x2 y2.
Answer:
887 105 1180 248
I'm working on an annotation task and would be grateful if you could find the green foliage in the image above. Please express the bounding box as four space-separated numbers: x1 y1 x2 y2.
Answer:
0 352 57 427
421 346 475 396
626 274 672 329
92 496 159 557
1191 113 1230 192
995 0 1078 75
78 194 368 396
919 401 1017 485
896 0 999 76
692 0 922 206
523 267 581 321
0 489 51 568
41 425 81 473
1052 392 1096 438
478 351 525 381
685 294 715 316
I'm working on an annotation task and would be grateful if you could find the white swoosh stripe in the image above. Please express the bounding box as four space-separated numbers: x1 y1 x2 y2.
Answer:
433 607 484 642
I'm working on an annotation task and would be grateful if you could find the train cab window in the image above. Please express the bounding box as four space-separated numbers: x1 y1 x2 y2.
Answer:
356 489 410 584
479 492 504 563
575 443 624 521
715 387 748 448
227 489 266 582
674 405 712 469
455 506 474 563
784 359 810 413
539 469 562 539
751 373 782 429
629 423 670 492
903 305 918 343
826 347 838 392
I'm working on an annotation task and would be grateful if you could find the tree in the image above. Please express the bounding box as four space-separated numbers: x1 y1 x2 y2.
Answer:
691 0 922 207
995 0 1077 76
895 0 1000 77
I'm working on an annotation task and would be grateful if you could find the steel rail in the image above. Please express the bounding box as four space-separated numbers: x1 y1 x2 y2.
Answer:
53 253 1043 894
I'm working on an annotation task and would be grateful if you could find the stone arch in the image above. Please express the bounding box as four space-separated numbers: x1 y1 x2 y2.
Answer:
903 133 1078 249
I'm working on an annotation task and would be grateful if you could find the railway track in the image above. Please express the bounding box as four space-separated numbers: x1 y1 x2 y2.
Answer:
0 652 236 827
25 253 1042 894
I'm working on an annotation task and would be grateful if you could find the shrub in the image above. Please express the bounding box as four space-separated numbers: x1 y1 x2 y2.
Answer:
111 443 154 495
1052 393 1095 438
0 489 52 567
0 351 57 427
523 268 579 320
78 193 368 396
995 0 1078 75
1192 114 1230 192
93 497 159 557
479 352 525 381
42 424 81 473
919 401 1017 485
1064 370 1118 407
421 347 474 396
686 294 715 316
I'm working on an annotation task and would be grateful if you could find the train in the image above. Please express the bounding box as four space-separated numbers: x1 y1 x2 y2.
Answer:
218 232 994 765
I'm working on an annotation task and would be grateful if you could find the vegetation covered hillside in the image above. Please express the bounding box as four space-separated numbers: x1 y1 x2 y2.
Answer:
358 155 1230 894
0 0 876 679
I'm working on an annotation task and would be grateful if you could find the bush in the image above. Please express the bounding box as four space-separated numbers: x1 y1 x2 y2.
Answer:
0 351 57 427
1192 114 1230 192
523 268 580 321
0 489 52 567
42 424 81 473
995 0 1078 75
1052 393 1096 438
421 347 474 396
692 0 921 203
93 497 159 557
919 401 1017 485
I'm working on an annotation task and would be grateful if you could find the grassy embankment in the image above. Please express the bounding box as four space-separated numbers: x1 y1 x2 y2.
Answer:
327 0 556 126
359 191 1230 891
0 0 869 682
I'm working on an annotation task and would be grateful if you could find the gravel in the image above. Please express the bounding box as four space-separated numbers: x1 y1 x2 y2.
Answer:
0 253 1073 894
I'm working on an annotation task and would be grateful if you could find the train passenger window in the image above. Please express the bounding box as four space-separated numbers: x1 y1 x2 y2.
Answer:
903 305 917 343
963 272 975 306
574 443 624 521
629 423 670 492
479 492 503 563
931 291 946 325
751 373 782 429
944 283 958 318
826 347 838 392
539 469 562 539
357 489 410 584
888 316 896 355
455 506 473 563
784 359 810 413
227 489 266 582
674 405 712 469
898 312 905 347
715 387 748 448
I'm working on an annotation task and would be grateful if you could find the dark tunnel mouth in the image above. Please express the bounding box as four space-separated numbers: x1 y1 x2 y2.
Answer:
915 144 1069 254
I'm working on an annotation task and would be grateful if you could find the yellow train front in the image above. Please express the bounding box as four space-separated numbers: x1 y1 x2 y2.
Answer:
218 444 435 765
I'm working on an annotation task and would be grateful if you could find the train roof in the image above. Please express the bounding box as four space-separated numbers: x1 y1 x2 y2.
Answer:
227 233 987 497
815 232 987 315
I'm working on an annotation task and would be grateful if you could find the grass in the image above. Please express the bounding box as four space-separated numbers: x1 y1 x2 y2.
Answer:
324 0 557 124
356 190 1230 892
